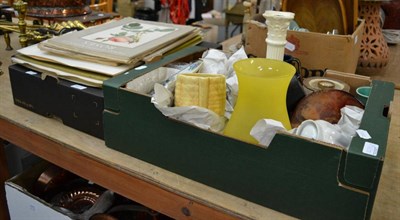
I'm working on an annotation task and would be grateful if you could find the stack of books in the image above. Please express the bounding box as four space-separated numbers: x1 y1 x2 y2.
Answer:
12 17 202 87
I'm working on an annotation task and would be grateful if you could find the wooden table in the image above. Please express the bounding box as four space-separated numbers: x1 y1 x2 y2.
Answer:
0 65 399 219
0 69 294 219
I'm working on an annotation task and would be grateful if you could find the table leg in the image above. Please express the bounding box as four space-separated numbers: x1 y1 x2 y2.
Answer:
3 32 13 51
0 139 10 220
225 18 229 40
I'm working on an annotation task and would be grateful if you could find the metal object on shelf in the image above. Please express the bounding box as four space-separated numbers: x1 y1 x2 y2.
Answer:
51 187 103 214
0 0 87 49
34 164 79 200
26 0 91 18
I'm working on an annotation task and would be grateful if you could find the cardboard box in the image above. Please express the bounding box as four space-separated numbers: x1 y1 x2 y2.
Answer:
5 163 72 219
5 162 113 219
9 64 104 139
245 20 365 75
103 46 395 219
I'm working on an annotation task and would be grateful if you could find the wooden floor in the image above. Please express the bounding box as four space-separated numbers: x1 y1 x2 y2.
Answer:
356 43 400 89
352 43 399 220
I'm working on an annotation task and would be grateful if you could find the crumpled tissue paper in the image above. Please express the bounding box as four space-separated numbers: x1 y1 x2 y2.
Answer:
151 47 248 132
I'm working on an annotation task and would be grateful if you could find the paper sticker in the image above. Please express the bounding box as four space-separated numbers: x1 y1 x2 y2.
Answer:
362 142 379 156
356 129 372 139
202 14 213 19
135 65 147 70
285 41 295 51
71 84 87 90
25 71 38 75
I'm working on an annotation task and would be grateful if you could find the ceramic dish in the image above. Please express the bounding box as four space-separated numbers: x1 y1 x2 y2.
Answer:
290 89 364 128
303 76 350 93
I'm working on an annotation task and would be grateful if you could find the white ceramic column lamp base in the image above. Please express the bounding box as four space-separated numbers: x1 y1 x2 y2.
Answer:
263 10 294 61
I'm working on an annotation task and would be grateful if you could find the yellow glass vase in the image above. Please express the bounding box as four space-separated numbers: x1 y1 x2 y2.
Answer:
224 58 296 144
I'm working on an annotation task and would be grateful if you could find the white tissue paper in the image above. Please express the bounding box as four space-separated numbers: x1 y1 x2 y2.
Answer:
126 67 179 94
200 49 229 75
250 105 365 148
337 105 364 132
225 46 249 78
199 46 248 120
250 119 287 148
152 83 227 132
151 47 248 132
163 60 204 92
337 105 365 146
294 105 365 148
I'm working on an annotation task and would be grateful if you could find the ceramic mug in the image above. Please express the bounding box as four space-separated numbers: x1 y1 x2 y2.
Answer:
295 119 348 147
356 86 372 105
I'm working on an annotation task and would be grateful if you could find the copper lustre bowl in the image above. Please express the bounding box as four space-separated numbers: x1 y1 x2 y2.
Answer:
27 0 92 18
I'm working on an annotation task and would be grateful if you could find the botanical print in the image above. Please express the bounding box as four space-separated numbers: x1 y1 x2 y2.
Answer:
82 22 177 48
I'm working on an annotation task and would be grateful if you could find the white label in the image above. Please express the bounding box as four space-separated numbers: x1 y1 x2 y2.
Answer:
354 35 358 45
71 84 87 90
285 41 296 51
202 14 213 19
356 129 372 139
135 65 147 70
25 71 38 75
362 142 379 156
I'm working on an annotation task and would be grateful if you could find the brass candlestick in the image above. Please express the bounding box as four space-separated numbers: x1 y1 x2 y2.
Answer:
14 0 28 47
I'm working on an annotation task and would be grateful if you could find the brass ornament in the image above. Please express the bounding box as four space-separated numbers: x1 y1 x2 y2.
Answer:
0 0 86 49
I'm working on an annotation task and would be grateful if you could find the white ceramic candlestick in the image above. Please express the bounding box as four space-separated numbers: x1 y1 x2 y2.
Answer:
263 10 294 61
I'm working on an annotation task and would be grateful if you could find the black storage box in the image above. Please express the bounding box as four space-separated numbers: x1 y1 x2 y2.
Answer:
8 64 104 139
